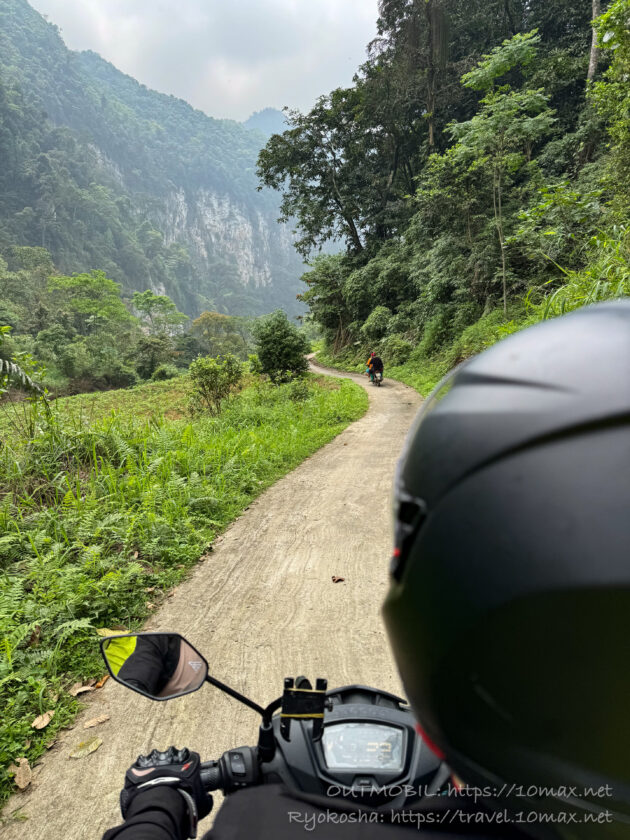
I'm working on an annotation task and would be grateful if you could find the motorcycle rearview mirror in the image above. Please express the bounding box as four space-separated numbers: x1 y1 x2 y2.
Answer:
100 632 268 718
100 632 209 701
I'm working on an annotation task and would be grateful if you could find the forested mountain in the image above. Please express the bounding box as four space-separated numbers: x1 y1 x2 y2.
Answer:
244 108 288 139
0 0 304 318
260 0 629 378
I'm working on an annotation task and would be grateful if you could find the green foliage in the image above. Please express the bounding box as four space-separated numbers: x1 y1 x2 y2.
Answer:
253 311 309 382
188 355 243 416
286 377 310 402
151 363 180 382
461 31 541 91
0 373 367 805
191 312 252 359
48 271 135 335
448 34 556 313
247 354 263 375
298 255 354 352
592 0 630 205
132 291 188 336
511 180 604 274
379 334 413 365
0 326 47 398
361 306 392 342
0 247 203 394
530 227 630 317
135 335 175 381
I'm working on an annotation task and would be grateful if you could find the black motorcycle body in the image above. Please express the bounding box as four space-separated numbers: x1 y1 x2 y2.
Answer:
100 633 445 811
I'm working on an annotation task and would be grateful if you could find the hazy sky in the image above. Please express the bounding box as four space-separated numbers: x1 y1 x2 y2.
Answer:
29 0 380 121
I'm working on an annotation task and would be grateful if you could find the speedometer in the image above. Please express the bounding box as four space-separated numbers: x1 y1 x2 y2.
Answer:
322 722 404 772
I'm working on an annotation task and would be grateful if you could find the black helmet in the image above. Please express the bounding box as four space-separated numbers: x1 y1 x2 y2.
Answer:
383 302 630 836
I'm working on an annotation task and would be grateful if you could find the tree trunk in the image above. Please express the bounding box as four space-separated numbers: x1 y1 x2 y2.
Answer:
492 168 507 317
328 158 363 253
424 0 436 149
504 0 517 35
587 0 601 83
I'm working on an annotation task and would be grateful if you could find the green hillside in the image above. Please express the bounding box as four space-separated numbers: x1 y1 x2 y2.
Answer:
0 0 304 318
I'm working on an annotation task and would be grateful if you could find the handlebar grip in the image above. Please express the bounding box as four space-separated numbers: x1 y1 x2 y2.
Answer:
200 761 223 791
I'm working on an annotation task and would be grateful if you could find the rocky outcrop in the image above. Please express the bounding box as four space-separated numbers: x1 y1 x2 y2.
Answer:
160 188 296 290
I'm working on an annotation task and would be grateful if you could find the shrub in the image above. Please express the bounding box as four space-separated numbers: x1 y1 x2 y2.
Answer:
419 308 456 355
135 335 175 379
151 363 179 381
102 361 139 389
248 353 263 375
380 334 413 365
361 306 392 343
252 311 309 383
287 377 310 402
188 354 243 415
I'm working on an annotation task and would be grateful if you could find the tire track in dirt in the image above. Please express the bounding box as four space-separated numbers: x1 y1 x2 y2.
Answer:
2 362 422 839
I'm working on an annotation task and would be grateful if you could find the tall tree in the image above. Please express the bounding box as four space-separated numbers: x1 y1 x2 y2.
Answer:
453 33 555 313
132 290 188 336
587 0 602 82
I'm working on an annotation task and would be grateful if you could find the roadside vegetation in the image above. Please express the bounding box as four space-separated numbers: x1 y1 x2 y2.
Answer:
262 1 630 394
0 339 367 805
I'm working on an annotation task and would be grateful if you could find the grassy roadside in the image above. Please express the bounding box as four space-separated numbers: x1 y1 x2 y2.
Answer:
0 372 368 807
315 308 533 397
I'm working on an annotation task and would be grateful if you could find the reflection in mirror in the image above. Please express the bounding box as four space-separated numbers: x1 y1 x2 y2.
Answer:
101 633 208 700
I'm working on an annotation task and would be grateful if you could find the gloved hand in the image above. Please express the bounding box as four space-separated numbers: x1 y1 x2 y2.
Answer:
121 747 213 838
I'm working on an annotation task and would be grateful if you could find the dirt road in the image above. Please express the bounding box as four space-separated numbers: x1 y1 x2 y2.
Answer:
3 363 422 838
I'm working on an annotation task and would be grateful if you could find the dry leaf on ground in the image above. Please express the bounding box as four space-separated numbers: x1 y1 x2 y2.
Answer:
332 576 345 583
8 758 32 790
83 715 110 729
31 710 55 730
69 737 103 759
68 683 95 697
95 674 109 689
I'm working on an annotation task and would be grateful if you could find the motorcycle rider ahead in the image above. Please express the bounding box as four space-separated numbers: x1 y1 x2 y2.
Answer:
366 352 384 383
103 302 630 839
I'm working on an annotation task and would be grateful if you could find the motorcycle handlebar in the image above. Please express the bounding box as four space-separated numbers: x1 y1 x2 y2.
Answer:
200 761 223 791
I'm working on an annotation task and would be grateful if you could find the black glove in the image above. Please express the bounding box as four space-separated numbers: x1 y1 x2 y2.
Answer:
121 747 213 838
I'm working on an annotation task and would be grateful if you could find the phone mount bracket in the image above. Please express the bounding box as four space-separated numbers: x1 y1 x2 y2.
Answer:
280 677 328 742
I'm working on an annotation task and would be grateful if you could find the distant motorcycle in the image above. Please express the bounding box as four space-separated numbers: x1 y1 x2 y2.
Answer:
366 368 384 386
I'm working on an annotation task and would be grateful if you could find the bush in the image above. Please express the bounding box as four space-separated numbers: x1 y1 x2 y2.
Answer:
287 377 310 402
248 353 263 375
151 363 179 381
252 311 309 383
188 354 243 415
361 306 392 342
102 361 139 389
419 308 456 355
135 335 175 379
380 334 413 365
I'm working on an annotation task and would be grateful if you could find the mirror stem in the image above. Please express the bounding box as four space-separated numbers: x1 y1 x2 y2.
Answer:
205 675 265 717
